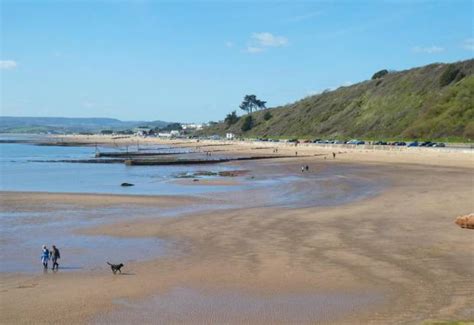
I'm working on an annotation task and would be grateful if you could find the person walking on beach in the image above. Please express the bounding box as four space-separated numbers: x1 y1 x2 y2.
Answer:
333 152 336 159
305 165 309 171
50 245 60 270
41 245 50 269
301 166 305 173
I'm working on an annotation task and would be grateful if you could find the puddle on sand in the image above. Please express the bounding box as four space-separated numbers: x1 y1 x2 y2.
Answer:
0 208 168 273
93 287 385 324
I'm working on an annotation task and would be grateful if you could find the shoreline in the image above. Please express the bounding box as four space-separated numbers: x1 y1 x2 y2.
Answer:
51 134 474 167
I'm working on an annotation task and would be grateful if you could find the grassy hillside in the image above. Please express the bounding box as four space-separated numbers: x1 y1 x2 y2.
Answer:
203 59 474 141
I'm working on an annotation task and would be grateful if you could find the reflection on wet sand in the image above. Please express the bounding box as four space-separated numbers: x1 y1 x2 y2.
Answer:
94 287 385 324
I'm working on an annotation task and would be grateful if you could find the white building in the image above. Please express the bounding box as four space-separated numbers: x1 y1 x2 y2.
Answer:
134 127 154 137
158 130 181 138
181 123 204 131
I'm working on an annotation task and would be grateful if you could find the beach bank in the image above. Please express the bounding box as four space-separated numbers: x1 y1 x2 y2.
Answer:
0 138 473 324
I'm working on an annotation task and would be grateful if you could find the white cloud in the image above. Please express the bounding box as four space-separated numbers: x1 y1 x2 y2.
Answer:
285 11 322 23
244 32 288 54
462 38 474 51
412 45 444 54
225 41 234 48
252 32 288 47
0 60 18 70
244 46 264 54
82 101 97 109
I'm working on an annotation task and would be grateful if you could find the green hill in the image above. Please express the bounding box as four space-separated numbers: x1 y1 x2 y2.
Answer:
203 59 474 141
0 117 171 134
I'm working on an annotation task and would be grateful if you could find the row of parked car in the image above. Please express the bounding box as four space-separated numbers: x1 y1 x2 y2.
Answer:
251 137 446 147
321 140 446 147
277 139 446 147
369 140 445 147
327 140 446 147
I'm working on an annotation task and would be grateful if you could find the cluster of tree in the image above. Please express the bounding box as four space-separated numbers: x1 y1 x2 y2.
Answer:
439 64 465 87
263 111 272 121
225 111 239 126
153 123 182 132
241 115 253 131
115 129 134 135
239 95 266 114
221 95 268 132
115 129 133 135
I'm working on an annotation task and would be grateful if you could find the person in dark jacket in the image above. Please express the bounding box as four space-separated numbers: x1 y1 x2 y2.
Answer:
50 245 60 270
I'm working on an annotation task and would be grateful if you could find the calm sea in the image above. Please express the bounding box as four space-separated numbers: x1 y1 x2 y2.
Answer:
0 135 239 195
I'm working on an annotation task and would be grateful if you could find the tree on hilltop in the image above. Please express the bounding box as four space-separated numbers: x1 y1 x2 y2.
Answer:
239 95 266 114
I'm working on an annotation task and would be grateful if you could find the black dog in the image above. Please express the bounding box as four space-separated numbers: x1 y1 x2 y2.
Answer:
107 262 124 274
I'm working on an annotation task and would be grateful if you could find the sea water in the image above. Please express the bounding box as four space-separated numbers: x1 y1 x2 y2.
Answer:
0 138 241 195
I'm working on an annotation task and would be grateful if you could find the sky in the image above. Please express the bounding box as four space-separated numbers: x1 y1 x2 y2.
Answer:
1 0 473 123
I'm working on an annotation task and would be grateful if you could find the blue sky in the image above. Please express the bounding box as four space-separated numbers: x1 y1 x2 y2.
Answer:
1 0 473 123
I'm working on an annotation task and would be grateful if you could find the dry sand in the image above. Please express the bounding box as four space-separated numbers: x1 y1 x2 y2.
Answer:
1 136 473 324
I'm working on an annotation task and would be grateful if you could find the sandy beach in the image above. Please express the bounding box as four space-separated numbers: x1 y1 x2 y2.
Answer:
1 136 473 324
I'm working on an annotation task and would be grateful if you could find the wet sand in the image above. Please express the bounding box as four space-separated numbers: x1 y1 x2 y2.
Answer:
1 140 473 324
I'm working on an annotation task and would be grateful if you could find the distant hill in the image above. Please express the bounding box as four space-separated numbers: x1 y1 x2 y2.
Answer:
203 59 474 141
0 117 171 134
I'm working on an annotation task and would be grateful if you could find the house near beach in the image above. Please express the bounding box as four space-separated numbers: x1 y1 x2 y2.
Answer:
135 127 155 137
181 123 204 131
158 130 181 138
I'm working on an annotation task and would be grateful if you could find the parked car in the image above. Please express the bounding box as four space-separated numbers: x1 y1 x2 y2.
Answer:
407 141 419 147
419 141 433 147
374 141 387 145
391 141 406 146
346 139 359 144
433 142 446 147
